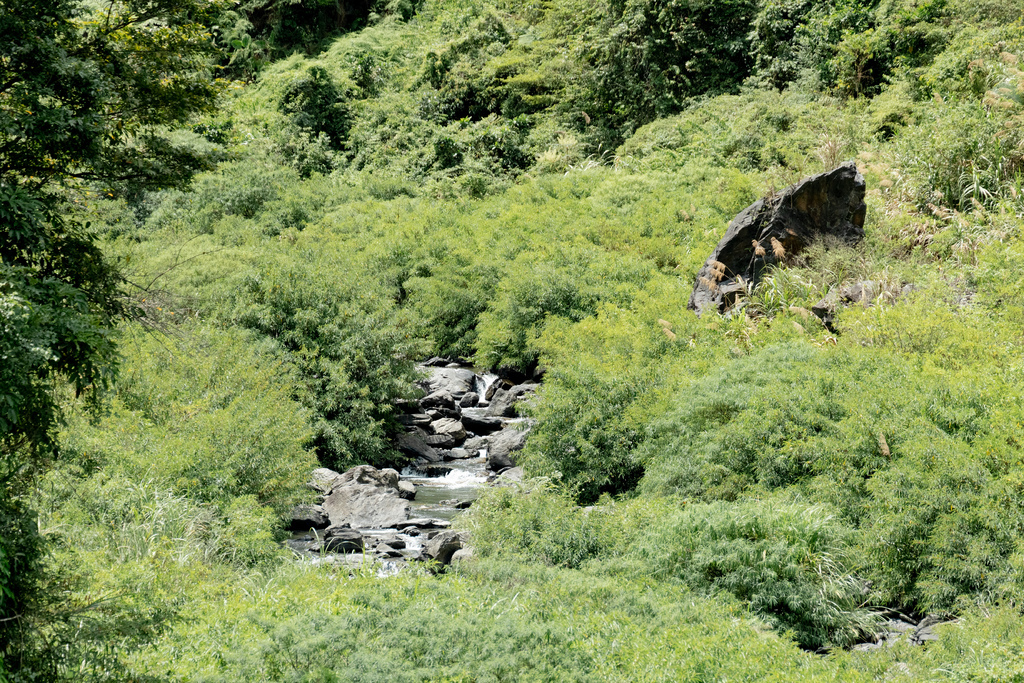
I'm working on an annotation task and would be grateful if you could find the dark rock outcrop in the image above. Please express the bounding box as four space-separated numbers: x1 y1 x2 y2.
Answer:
689 163 867 315
397 432 440 463
288 504 330 531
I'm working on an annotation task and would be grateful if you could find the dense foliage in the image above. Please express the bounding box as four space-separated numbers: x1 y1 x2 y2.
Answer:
7 0 1024 679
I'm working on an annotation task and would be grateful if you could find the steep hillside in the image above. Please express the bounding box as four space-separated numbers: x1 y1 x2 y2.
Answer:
5 0 1024 679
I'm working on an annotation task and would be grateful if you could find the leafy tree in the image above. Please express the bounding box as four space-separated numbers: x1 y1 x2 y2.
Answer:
0 0 222 677
582 0 758 136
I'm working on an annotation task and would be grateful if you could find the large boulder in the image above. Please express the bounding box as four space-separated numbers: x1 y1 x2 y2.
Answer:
321 465 411 529
487 426 530 471
689 163 867 315
431 417 467 442
425 367 477 398
421 530 466 565
461 414 504 435
486 383 537 418
421 389 457 411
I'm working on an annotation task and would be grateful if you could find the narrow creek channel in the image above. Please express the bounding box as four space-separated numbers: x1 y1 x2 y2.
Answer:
285 364 537 570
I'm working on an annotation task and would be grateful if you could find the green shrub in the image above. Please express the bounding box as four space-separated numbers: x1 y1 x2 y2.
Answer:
279 66 353 150
582 0 759 135
636 499 875 650
61 323 316 511
229 252 423 470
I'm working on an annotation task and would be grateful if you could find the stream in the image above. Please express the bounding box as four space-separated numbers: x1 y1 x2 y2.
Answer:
286 365 533 569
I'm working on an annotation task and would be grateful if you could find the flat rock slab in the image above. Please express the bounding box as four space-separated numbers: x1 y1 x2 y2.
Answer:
689 162 866 315
461 414 504 435
322 486 411 529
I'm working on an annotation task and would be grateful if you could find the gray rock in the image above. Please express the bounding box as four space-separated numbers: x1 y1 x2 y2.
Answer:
811 287 841 328
459 392 480 408
321 465 411 529
431 417 467 442
487 427 530 471
309 467 346 494
426 367 477 397
322 526 364 553
421 389 456 411
397 480 417 501
494 466 525 486
451 547 475 562
461 414 504 435
397 432 440 463
486 383 538 418
463 436 490 452
422 530 466 565
445 448 472 460
397 413 433 426
689 163 867 315
424 433 457 449
288 504 330 531
485 379 511 401
333 465 401 490
812 280 910 330
909 615 942 645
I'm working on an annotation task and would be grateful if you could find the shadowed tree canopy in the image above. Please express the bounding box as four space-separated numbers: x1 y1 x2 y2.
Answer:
0 0 223 463
1 4 222 672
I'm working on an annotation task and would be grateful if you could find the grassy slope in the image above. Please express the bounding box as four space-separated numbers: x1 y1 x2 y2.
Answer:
34 0 1024 678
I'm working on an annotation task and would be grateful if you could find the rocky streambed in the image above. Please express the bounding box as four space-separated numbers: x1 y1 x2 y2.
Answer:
285 360 535 569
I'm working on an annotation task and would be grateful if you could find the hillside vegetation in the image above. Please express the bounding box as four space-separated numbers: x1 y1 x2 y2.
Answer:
5 0 1024 679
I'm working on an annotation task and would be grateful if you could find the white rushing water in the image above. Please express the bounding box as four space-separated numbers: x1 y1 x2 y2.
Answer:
400 456 489 520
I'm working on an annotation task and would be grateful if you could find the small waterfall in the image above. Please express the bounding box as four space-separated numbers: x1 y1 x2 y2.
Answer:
474 372 499 400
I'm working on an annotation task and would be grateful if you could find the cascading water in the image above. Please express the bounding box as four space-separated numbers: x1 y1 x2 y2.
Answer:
401 456 488 520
